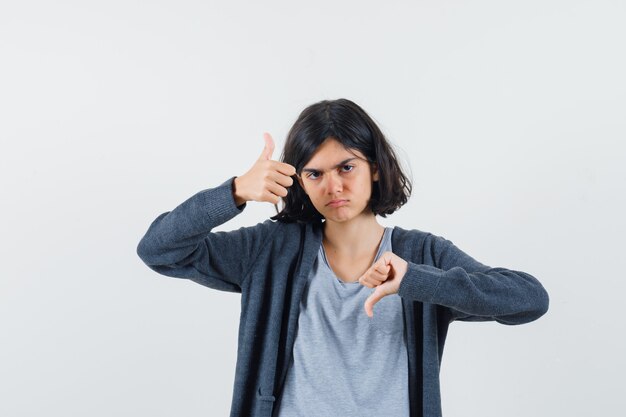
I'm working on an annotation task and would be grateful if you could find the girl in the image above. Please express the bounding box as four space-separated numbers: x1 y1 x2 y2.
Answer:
137 98 549 417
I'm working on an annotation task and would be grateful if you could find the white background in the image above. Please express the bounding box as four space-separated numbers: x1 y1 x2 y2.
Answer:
1 1 624 416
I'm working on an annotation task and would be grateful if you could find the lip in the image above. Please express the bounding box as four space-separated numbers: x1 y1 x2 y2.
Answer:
326 199 348 207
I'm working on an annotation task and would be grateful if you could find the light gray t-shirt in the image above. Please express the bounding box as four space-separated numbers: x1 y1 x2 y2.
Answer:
275 227 409 417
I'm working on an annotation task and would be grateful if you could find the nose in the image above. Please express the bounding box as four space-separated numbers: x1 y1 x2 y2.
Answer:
325 170 343 194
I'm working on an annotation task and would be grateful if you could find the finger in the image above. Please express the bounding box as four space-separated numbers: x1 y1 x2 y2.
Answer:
268 160 296 177
364 260 390 281
377 253 393 269
359 277 374 288
260 132 275 161
262 190 281 205
361 275 385 288
371 270 388 283
373 262 391 275
364 288 387 318
269 161 297 177
268 171 294 188
361 267 385 284
266 181 289 198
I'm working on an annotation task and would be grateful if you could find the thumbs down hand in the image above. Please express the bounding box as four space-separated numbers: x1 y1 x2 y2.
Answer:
360 251 409 318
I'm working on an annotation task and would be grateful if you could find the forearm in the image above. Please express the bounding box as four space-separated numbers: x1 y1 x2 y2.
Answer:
137 176 244 265
398 261 550 324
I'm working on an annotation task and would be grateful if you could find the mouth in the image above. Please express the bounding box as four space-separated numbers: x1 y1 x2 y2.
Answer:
326 199 348 207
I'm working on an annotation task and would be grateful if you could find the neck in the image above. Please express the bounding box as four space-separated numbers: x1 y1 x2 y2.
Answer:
322 212 385 255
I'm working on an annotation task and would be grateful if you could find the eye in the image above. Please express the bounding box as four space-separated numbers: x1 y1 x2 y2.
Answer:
305 165 354 181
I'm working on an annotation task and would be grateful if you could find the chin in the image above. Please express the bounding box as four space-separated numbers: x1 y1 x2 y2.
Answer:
323 208 367 224
319 209 350 223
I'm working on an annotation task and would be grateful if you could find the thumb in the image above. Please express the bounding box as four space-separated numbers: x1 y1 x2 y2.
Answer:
259 132 275 161
364 286 388 318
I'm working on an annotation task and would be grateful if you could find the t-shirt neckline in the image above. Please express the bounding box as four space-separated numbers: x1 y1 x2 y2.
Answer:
320 227 392 285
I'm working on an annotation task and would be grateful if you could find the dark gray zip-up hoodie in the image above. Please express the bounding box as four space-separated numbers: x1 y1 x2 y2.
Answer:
136 176 550 417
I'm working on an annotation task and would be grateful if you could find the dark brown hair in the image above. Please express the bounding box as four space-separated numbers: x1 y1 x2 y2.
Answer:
270 98 412 224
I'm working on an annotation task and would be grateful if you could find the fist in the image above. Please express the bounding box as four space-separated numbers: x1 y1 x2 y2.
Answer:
359 251 409 317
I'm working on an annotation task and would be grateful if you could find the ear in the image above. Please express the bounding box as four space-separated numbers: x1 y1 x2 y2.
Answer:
297 175 308 195
371 163 379 182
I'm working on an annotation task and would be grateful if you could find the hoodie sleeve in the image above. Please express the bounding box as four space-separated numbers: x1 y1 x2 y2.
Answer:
136 176 276 293
397 234 549 325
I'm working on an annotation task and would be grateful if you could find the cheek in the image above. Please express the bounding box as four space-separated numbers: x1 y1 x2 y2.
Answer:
305 190 322 204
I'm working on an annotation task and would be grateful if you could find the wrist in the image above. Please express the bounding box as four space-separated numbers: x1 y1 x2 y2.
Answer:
232 177 248 207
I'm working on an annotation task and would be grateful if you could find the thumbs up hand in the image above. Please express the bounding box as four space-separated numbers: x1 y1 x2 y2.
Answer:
233 132 297 206
360 251 409 317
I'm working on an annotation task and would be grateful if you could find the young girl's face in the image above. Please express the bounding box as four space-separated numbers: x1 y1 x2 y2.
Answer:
297 137 379 224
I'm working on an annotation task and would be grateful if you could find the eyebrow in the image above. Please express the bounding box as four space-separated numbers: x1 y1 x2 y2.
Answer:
301 157 359 173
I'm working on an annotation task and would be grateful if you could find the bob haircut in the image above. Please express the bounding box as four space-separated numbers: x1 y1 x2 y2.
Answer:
270 98 412 224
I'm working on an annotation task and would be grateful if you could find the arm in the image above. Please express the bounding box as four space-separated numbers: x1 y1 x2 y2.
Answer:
136 176 275 293
397 234 549 325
